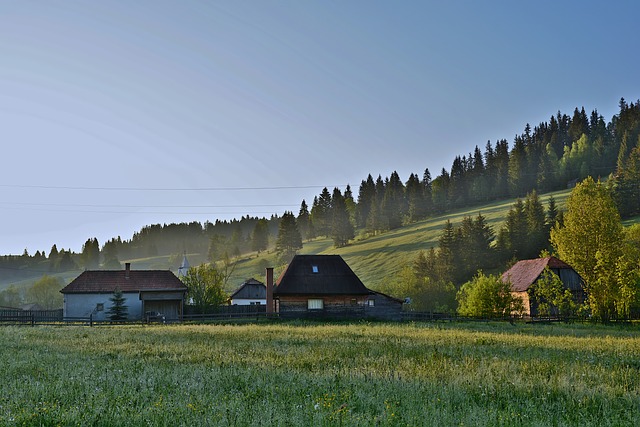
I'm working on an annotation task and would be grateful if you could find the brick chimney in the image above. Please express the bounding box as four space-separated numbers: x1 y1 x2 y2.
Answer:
265 267 273 314
125 262 131 279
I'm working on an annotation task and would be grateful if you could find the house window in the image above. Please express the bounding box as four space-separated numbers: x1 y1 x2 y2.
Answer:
96 303 104 312
368 299 375 307
250 301 261 305
312 265 319 273
308 299 323 310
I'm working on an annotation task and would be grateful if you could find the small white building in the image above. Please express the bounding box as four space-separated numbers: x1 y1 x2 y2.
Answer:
60 263 187 321
229 278 266 306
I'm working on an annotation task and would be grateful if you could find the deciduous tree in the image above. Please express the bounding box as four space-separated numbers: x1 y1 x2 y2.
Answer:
181 264 227 313
457 272 522 318
26 275 63 309
550 177 632 321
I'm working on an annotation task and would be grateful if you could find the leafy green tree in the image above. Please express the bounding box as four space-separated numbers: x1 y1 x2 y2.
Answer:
396 263 456 313
275 211 303 263
530 267 576 318
26 275 63 309
106 288 128 321
457 272 522 318
181 264 228 313
0 285 23 308
550 177 630 321
251 218 269 253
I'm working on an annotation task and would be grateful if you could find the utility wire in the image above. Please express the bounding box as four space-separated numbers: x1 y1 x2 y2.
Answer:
0 184 348 191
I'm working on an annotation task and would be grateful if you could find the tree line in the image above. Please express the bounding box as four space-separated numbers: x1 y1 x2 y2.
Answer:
2 98 639 311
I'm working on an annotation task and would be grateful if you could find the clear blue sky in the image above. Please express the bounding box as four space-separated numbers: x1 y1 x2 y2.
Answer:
1 1 639 255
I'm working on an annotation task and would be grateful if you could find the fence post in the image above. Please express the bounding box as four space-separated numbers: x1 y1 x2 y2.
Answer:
31 313 35 327
89 313 93 327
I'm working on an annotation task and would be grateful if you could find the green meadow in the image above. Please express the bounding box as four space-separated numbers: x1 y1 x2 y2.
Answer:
1 321 639 426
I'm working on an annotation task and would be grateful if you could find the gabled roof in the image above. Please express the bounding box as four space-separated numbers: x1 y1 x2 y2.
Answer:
274 255 370 295
61 269 187 294
230 278 266 299
501 256 575 292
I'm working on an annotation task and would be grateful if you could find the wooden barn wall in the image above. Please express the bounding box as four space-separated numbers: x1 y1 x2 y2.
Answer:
277 295 366 319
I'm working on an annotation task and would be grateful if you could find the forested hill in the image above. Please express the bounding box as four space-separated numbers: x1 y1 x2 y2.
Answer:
2 98 640 291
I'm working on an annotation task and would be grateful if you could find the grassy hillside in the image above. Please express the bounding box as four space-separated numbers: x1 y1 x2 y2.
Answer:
226 189 573 293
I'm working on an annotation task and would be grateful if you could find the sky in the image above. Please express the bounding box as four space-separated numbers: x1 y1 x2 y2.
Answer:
0 1 639 256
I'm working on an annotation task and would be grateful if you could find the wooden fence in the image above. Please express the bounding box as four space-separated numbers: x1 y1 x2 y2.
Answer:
0 309 63 325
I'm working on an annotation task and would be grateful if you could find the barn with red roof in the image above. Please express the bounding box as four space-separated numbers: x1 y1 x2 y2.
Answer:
60 263 187 321
501 256 585 316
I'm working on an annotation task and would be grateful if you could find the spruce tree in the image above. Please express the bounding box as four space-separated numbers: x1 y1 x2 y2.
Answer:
330 188 355 247
275 211 302 263
106 288 128 322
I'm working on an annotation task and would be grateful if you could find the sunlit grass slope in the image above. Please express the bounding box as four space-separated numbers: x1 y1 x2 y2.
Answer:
1 322 638 426
229 189 572 292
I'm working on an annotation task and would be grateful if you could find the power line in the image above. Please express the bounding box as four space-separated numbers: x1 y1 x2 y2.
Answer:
0 202 298 208
0 184 348 191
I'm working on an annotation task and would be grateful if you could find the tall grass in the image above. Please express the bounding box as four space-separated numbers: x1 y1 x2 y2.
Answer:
1 321 638 426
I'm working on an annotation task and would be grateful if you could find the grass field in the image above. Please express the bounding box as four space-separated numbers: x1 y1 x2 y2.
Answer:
1 321 639 426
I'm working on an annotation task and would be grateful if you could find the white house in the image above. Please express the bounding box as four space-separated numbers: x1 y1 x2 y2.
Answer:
60 263 187 321
229 278 266 306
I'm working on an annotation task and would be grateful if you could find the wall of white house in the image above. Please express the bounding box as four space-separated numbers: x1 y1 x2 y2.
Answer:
63 293 143 320
230 298 266 306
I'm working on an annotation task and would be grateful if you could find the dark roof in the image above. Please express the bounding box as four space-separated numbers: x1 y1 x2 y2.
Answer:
368 290 405 304
274 255 370 295
230 278 266 299
501 256 576 292
61 269 187 294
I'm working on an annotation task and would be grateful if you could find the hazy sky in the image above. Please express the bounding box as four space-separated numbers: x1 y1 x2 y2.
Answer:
1 1 639 255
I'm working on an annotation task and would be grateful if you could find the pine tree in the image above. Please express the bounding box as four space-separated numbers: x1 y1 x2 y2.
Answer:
382 171 406 229
310 188 332 237
356 175 376 228
297 200 312 240
106 288 128 322
523 191 547 258
81 237 100 270
275 211 303 263
405 173 425 222
330 188 355 247
251 218 269 253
